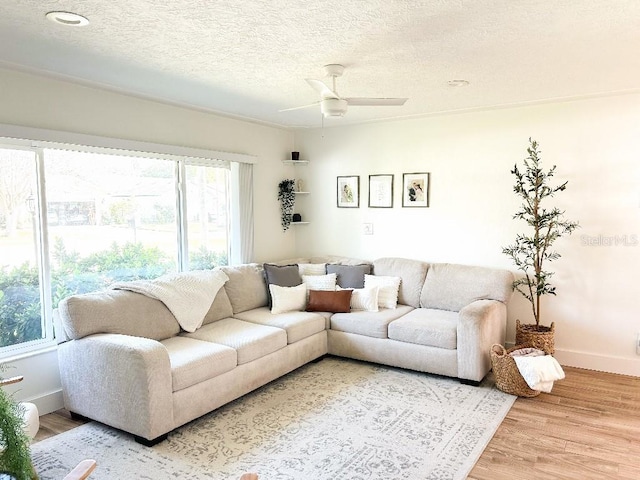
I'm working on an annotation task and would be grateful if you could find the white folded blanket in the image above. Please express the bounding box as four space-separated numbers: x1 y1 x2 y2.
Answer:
511 351 565 393
111 269 229 333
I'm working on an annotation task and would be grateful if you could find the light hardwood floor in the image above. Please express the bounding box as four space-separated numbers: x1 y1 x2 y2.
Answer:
35 366 640 479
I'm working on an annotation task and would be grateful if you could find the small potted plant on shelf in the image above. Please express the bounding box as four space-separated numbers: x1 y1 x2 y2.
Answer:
502 138 578 354
278 179 296 231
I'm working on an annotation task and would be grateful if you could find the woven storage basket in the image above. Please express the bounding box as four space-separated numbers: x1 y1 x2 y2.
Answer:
490 344 541 397
515 319 555 354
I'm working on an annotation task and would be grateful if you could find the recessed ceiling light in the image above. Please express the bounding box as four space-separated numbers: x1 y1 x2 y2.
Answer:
45 11 90 27
448 79 470 87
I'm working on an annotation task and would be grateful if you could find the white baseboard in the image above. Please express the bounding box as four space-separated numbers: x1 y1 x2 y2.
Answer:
25 389 64 416
506 342 640 377
554 349 640 377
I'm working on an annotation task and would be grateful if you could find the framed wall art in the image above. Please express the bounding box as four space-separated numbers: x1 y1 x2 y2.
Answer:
337 176 360 208
402 172 429 207
368 174 394 208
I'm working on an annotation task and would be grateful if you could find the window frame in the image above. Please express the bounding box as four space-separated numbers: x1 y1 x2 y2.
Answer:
0 145 55 357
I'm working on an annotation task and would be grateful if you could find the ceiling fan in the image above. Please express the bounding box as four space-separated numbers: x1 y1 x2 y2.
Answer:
280 64 408 118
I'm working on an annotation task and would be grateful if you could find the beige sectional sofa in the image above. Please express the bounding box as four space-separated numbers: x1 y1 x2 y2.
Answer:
56 256 513 445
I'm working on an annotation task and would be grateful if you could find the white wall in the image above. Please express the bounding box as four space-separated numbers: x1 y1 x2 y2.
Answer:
294 94 640 376
0 67 299 410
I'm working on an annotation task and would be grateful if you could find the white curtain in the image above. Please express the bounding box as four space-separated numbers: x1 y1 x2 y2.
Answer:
230 162 254 264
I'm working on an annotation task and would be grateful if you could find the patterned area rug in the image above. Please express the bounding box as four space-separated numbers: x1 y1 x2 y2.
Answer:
32 357 515 480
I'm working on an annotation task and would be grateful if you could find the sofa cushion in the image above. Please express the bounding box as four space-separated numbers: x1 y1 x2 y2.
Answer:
219 264 268 314
183 318 287 365
269 283 307 314
202 287 234 325
372 258 429 308
325 264 371 288
420 263 514 312
161 336 237 392
306 289 352 313
364 274 401 309
314 310 333 330
234 307 326 343
330 305 414 338
388 308 458 349
58 290 180 341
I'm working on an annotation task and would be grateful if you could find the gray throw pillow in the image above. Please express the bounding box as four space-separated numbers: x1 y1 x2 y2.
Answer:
263 264 302 306
326 264 371 289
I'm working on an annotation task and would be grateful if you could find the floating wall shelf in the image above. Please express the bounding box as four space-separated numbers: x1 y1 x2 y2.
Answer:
282 160 309 165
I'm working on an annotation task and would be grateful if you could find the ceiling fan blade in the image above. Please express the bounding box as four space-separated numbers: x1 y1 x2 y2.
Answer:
279 101 320 113
305 79 340 99
345 97 408 106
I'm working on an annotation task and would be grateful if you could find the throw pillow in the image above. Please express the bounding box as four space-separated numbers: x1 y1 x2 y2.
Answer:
269 283 307 314
264 263 302 286
306 289 352 313
338 285 379 312
298 263 327 276
263 263 302 306
302 273 337 292
326 264 371 288
364 274 401 309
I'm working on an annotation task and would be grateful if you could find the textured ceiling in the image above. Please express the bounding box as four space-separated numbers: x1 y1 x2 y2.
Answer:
1 0 640 128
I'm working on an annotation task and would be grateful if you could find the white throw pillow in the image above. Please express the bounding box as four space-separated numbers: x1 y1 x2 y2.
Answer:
269 283 307 314
302 273 337 292
338 285 379 312
298 263 327 276
364 274 401 309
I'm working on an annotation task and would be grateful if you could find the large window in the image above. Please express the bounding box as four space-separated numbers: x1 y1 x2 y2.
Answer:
185 164 229 270
0 144 231 356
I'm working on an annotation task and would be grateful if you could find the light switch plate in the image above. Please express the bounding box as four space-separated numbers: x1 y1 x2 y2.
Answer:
363 223 373 235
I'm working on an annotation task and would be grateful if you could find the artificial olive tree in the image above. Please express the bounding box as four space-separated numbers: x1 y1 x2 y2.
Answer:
502 139 579 330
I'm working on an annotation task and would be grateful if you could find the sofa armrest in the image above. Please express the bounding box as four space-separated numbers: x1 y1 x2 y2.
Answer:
457 299 507 382
58 333 174 441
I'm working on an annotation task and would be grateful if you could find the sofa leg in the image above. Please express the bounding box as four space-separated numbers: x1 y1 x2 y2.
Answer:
459 378 481 387
134 433 168 447
69 411 90 421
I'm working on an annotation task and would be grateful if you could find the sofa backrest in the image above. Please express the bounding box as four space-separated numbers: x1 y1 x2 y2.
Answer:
201 286 234 325
420 263 513 312
58 290 181 341
310 255 371 266
372 257 429 308
219 263 269 314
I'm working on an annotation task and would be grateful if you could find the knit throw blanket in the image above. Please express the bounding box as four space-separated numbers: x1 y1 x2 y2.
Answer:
510 347 565 393
111 269 229 332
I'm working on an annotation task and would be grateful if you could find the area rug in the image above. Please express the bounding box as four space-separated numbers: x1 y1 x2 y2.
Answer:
31 357 515 479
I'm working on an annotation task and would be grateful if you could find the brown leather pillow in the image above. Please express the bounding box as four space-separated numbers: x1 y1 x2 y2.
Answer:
306 289 352 313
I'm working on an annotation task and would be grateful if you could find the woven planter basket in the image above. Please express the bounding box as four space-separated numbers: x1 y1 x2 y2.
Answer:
490 344 541 397
515 319 555 354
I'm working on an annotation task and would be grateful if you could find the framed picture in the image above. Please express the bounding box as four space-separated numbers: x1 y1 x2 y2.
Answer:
402 172 430 207
368 174 394 208
337 176 360 208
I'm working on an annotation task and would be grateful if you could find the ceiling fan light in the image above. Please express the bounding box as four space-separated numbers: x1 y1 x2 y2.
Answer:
321 98 348 117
